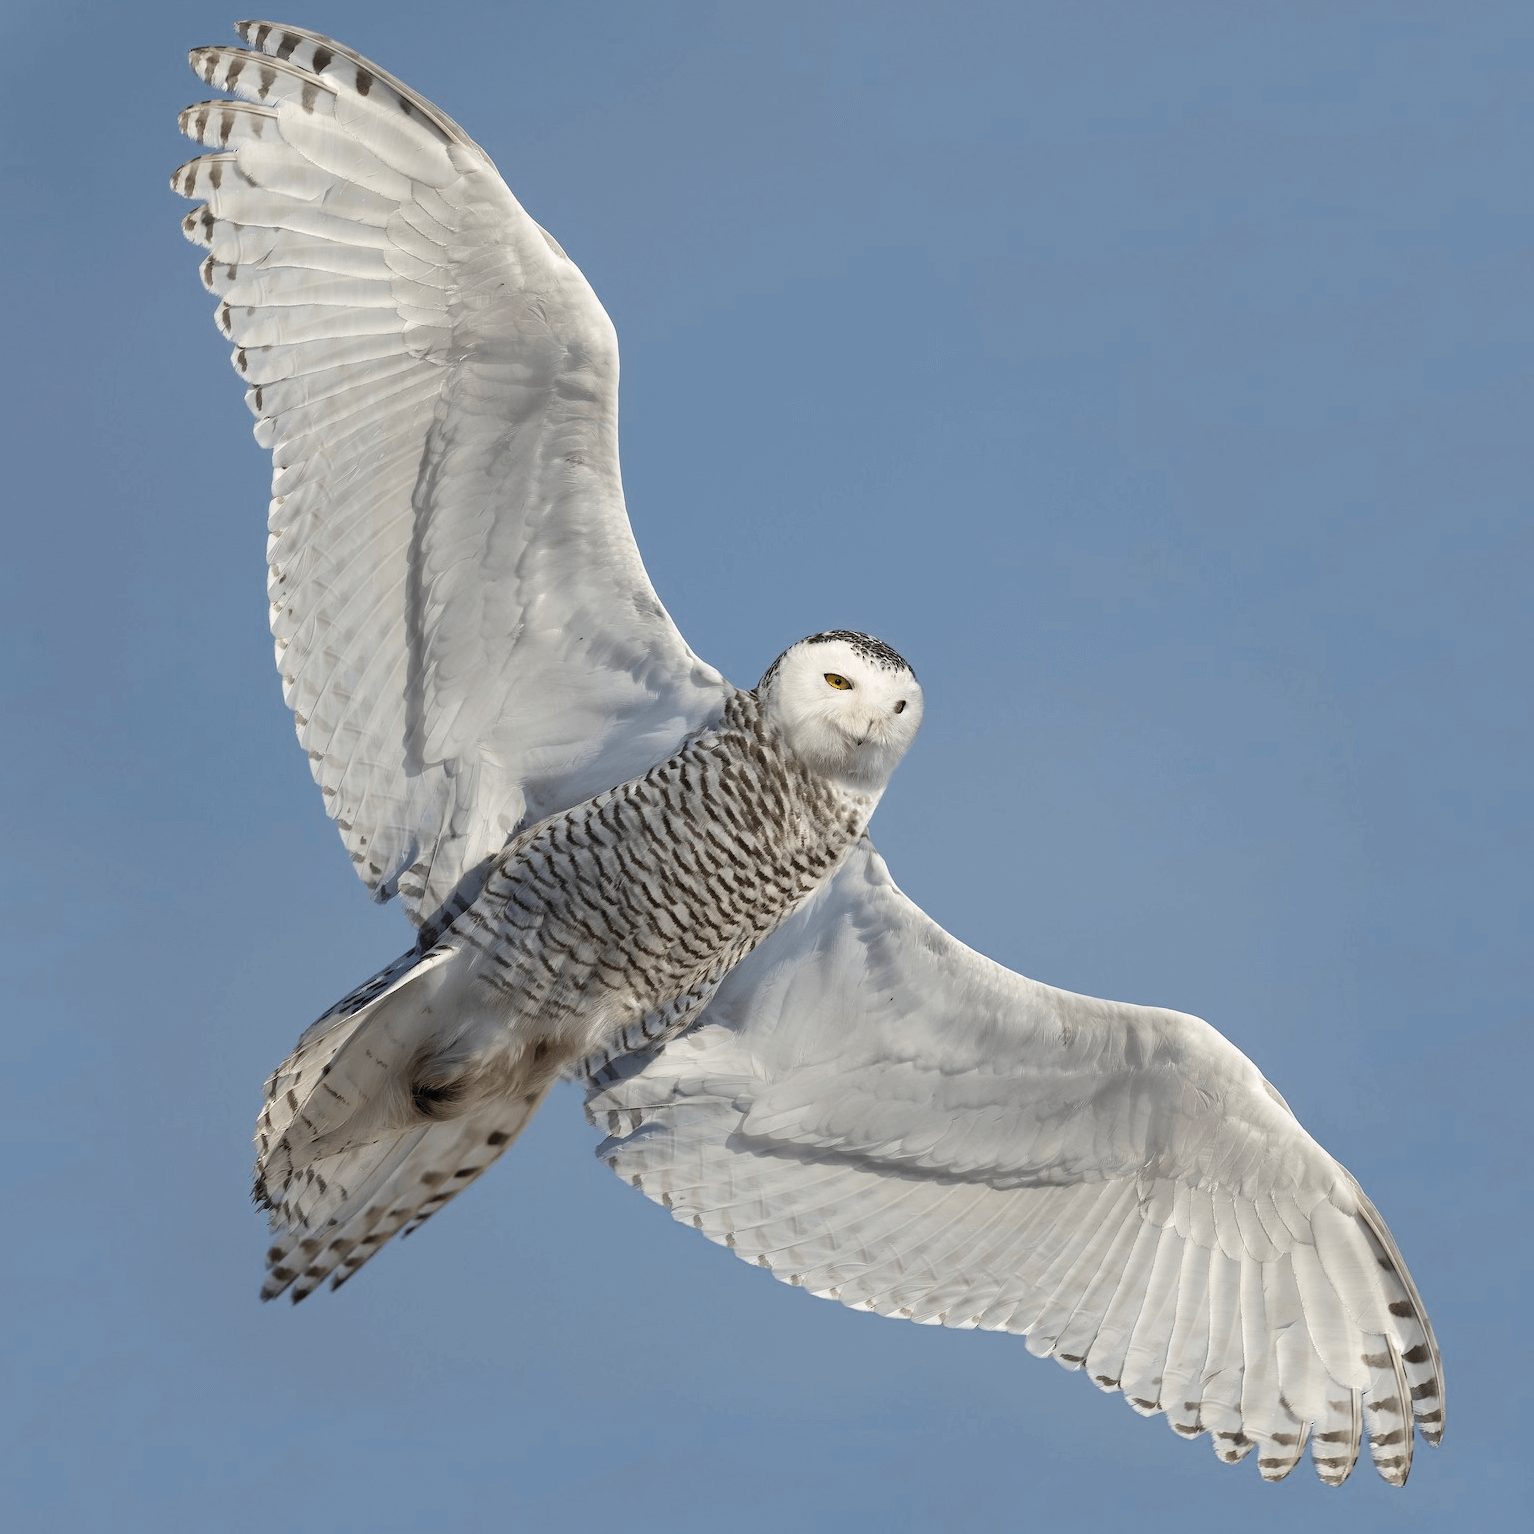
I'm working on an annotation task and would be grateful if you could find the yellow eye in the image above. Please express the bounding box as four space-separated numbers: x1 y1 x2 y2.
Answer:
824 673 853 690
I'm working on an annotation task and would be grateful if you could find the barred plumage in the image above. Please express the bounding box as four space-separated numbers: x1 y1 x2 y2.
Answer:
253 673 902 1300
175 21 1443 1486
461 692 865 1025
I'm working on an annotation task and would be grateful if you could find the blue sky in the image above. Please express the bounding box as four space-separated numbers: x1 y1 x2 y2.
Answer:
2 2 1528 1528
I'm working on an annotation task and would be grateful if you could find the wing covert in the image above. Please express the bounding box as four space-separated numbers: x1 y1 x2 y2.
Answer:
588 843 1444 1485
174 21 728 925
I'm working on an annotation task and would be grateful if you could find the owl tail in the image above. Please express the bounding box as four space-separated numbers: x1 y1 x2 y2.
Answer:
253 945 550 1302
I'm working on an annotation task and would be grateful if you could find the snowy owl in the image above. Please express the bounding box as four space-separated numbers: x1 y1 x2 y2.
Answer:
173 21 1442 1487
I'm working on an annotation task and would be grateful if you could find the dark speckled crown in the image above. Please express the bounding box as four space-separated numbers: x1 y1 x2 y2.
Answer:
758 631 915 690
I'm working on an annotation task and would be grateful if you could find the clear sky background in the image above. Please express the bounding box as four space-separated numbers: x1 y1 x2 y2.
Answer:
2 2 1528 1529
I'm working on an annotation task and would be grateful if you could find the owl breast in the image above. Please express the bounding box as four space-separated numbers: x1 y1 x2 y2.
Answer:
450 691 872 1060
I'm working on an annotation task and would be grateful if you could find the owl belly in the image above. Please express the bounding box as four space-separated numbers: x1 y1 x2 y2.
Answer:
440 707 870 1089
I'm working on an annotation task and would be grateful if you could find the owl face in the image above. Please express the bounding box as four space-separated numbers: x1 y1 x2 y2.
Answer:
758 632 924 790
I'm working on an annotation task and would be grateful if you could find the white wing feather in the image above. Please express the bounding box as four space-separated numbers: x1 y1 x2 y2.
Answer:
172 25 1443 1487
174 22 728 926
588 843 1444 1485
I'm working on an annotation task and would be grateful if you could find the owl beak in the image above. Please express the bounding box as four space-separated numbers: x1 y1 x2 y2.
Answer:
840 706 888 748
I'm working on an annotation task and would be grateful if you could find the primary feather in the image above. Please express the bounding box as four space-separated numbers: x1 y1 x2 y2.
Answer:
175 21 1443 1487
589 844 1444 1484
175 18 728 927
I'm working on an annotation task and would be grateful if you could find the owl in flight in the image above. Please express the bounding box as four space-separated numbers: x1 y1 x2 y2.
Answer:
173 21 1442 1487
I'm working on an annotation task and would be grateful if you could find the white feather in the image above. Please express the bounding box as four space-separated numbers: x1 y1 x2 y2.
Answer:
175 21 727 930
593 843 1445 1483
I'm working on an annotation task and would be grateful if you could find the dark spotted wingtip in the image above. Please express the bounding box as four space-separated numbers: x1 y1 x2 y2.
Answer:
180 205 215 246
168 156 199 196
187 45 221 84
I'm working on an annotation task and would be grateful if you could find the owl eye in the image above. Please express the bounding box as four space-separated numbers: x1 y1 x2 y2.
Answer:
893 700 906 714
824 673 853 690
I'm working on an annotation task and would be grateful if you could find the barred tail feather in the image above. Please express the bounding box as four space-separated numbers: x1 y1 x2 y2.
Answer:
260 1092 545 1302
254 940 563 1301
253 943 454 1212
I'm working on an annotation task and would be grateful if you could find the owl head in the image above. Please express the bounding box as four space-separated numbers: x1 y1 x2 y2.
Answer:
756 631 924 790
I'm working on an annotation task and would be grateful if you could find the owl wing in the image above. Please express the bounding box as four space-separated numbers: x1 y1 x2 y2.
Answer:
173 22 729 926
587 843 1444 1486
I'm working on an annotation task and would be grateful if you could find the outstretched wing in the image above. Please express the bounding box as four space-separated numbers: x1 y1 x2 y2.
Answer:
173 21 729 926
588 843 1444 1486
